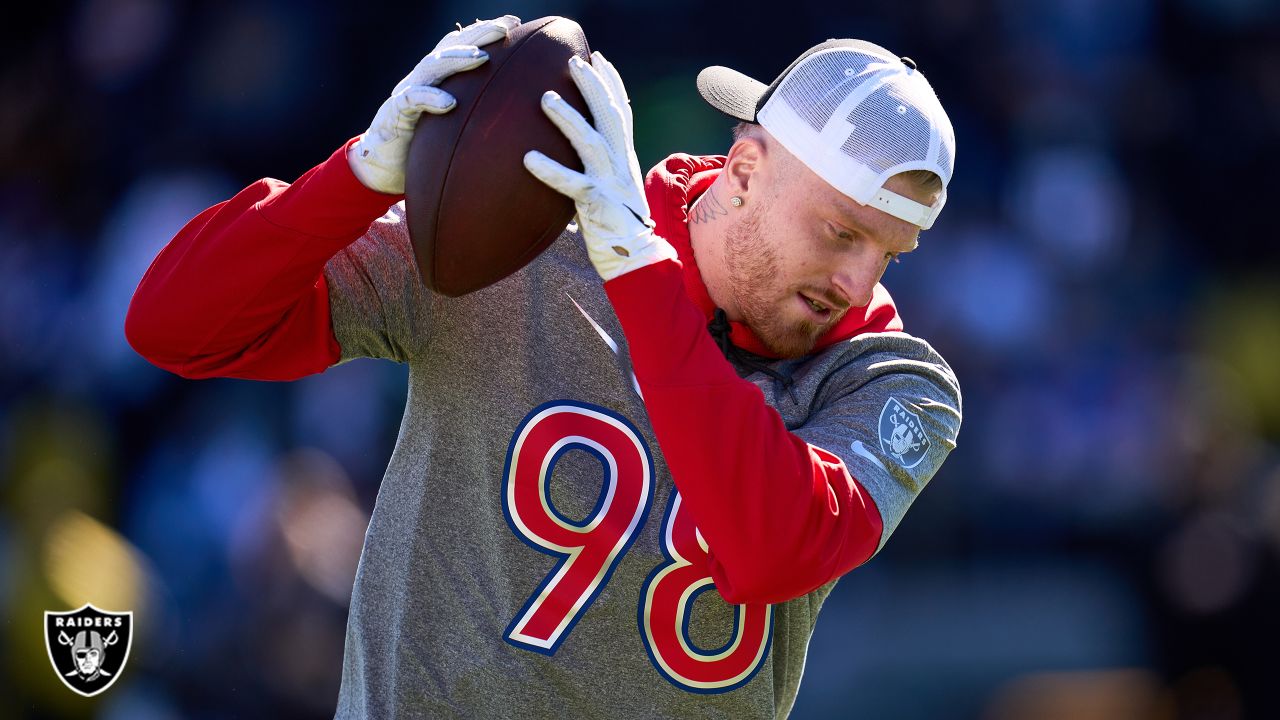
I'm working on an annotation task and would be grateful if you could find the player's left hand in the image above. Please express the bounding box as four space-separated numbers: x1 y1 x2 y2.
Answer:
524 52 678 282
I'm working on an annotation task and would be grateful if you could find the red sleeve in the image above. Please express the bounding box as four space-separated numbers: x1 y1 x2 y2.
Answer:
124 138 402 380
604 259 884 605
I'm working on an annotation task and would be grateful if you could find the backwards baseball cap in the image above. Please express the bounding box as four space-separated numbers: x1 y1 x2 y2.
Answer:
697 39 955 229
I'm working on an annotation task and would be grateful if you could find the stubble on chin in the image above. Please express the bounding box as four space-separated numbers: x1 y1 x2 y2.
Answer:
722 208 826 358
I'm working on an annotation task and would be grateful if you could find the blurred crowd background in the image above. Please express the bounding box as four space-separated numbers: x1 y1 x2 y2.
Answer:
2 0 1279 718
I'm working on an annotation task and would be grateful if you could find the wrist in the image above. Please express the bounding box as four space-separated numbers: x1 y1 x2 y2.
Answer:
346 135 404 195
620 233 681 278
256 138 405 240
592 230 680 282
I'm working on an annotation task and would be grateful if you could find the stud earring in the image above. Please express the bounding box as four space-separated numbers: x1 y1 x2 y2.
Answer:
730 196 744 208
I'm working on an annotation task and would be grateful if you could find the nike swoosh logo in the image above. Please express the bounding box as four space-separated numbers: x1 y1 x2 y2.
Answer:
624 205 649 228
849 440 889 473
567 292 643 400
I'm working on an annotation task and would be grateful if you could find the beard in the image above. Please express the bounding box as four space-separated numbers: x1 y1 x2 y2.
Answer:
722 205 835 358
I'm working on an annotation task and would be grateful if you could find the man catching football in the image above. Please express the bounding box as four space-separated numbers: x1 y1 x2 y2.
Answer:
127 14 960 718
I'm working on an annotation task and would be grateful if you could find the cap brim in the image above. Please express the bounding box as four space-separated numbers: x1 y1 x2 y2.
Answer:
696 66 769 122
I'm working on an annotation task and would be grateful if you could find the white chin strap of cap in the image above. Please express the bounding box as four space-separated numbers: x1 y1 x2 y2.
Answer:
870 186 942 230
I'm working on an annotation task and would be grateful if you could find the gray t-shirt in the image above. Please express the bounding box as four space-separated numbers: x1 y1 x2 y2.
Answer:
324 203 961 718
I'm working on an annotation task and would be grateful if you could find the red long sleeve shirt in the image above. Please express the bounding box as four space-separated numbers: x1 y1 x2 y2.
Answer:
128 144 912 604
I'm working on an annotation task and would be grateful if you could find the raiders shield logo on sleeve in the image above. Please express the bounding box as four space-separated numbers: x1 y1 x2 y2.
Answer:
44 604 133 697
878 397 931 469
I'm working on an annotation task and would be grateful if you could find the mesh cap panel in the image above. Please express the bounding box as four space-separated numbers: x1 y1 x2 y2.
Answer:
755 44 956 228
777 50 880 132
840 83 933 176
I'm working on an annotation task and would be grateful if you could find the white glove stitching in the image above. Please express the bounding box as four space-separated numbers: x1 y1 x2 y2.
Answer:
349 15 519 194
524 53 676 281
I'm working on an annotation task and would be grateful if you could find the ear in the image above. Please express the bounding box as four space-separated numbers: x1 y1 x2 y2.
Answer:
723 137 763 198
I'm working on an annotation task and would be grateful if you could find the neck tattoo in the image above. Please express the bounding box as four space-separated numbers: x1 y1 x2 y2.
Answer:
689 190 730 225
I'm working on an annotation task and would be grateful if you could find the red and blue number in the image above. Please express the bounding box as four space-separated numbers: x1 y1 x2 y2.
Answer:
638 492 774 693
503 400 774 692
502 401 654 654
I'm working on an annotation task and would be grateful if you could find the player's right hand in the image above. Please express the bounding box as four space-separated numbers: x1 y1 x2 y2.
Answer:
525 53 678 282
348 15 520 194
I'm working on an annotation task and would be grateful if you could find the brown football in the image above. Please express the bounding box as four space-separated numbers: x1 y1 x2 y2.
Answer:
404 16 592 297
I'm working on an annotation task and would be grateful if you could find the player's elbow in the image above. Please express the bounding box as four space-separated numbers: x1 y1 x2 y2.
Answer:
124 295 205 378
707 509 884 605
708 552 821 605
702 536 821 605
124 296 174 368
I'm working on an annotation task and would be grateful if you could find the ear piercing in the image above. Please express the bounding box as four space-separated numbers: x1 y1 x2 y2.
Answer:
730 196 744 208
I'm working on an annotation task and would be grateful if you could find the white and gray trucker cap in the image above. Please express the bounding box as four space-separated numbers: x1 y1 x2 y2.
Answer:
697 39 955 229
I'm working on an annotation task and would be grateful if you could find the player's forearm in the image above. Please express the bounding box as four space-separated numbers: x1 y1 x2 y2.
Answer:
604 260 884 605
125 139 400 380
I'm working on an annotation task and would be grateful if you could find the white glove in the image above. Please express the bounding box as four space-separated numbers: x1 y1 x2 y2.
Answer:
524 53 678 282
349 15 521 194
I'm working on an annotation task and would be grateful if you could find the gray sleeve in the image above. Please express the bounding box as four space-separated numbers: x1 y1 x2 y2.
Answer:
322 202 434 365
790 335 962 553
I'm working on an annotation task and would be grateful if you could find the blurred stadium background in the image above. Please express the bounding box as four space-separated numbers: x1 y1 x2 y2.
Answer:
2 0 1279 718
